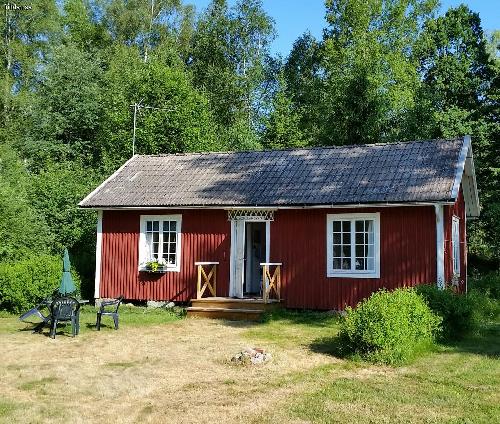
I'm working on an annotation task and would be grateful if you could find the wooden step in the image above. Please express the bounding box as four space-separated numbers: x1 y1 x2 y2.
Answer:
187 306 263 321
191 297 279 311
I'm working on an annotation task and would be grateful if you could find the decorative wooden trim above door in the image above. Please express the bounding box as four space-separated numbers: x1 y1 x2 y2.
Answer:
226 209 275 221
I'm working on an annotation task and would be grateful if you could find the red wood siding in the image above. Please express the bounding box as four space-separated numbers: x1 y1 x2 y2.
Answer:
270 207 437 310
443 187 467 291
99 205 438 309
99 210 230 301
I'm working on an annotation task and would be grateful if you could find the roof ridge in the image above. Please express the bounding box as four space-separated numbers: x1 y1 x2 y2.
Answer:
133 137 463 158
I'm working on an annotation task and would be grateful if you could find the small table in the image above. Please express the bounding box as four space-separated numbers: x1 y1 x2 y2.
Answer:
41 298 89 307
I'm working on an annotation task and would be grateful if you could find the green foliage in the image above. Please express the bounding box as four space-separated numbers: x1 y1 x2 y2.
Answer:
415 284 498 340
410 5 500 266
190 0 275 145
100 46 221 167
319 0 437 145
339 288 442 364
0 144 53 260
263 72 305 149
0 254 81 314
23 44 104 166
469 272 500 300
283 32 324 144
28 162 99 252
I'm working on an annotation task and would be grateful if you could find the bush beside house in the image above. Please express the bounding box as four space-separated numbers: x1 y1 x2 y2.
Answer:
0 255 81 313
416 284 499 340
339 288 442 365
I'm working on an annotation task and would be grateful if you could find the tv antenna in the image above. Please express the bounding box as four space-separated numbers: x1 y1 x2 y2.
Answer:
130 100 174 156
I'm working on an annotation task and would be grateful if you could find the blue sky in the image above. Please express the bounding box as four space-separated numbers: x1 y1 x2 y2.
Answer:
189 0 499 56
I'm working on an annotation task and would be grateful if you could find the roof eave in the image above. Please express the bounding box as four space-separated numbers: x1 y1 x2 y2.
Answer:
451 135 480 218
78 200 455 211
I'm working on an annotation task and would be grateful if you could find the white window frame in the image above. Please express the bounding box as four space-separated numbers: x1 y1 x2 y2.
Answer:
326 212 380 279
139 215 182 272
452 216 460 276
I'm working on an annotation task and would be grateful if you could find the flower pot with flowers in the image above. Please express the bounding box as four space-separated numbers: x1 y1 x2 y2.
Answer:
143 258 167 273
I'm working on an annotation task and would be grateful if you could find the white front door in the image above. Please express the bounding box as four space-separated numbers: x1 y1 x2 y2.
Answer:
230 220 245 298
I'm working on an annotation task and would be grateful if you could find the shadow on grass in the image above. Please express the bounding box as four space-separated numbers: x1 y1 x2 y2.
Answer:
218 308 340 329
260 309 341 327
309 336 348 358
444 322 500 358
309 322 500 361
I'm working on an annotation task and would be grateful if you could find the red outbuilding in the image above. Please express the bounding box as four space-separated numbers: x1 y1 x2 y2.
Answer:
80 136 479 317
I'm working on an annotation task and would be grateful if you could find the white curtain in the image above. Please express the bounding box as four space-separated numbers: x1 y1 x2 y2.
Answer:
230 220 245 298
366 220 374 270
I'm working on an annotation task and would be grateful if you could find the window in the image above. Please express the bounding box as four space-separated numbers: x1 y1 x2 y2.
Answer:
452 216 460 276
326 213 380 278
139 215 182 271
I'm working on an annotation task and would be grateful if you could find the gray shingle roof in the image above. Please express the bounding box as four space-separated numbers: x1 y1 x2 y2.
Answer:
80 137 468 208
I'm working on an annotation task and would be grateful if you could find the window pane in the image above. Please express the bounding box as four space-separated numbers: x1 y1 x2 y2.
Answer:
333 258 342 269
153 221 159 231
366 220 374 233
342 258 351 270
343 233 351 244
333 221 341 232
367 258 374 270
169 233 176 243
367 231 374 244
342 221 350 232
170 244 176 254
163 242 169 254
146 221 152 232
343 245 351 257
145 233 152 258
355 258 365 270
170 221 176 231
168 254 176 265
356 233 364 244
355 220 364 232
333 233 341 244
355 245 364 258
153 232 159 243
333 245 341 257
163 221 169 232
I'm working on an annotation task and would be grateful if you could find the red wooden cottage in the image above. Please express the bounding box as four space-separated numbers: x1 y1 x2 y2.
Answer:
79 136 479 317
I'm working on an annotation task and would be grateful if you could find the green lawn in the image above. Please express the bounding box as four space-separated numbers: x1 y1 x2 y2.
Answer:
1 304 184 335
0 307 498 423
244 310 500 424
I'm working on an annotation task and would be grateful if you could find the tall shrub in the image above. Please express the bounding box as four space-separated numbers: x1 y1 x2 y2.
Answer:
416 284 499 340
0 254 81 313
339 288 442 365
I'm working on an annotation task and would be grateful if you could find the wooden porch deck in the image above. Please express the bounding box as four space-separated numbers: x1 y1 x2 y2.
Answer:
187 297 280 321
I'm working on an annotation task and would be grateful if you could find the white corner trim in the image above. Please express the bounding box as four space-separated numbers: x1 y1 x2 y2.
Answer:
94 210 103 299
464 212 468 293
435 205 445 289
326 212 381 279
138 214 182 272
79 155 138 207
